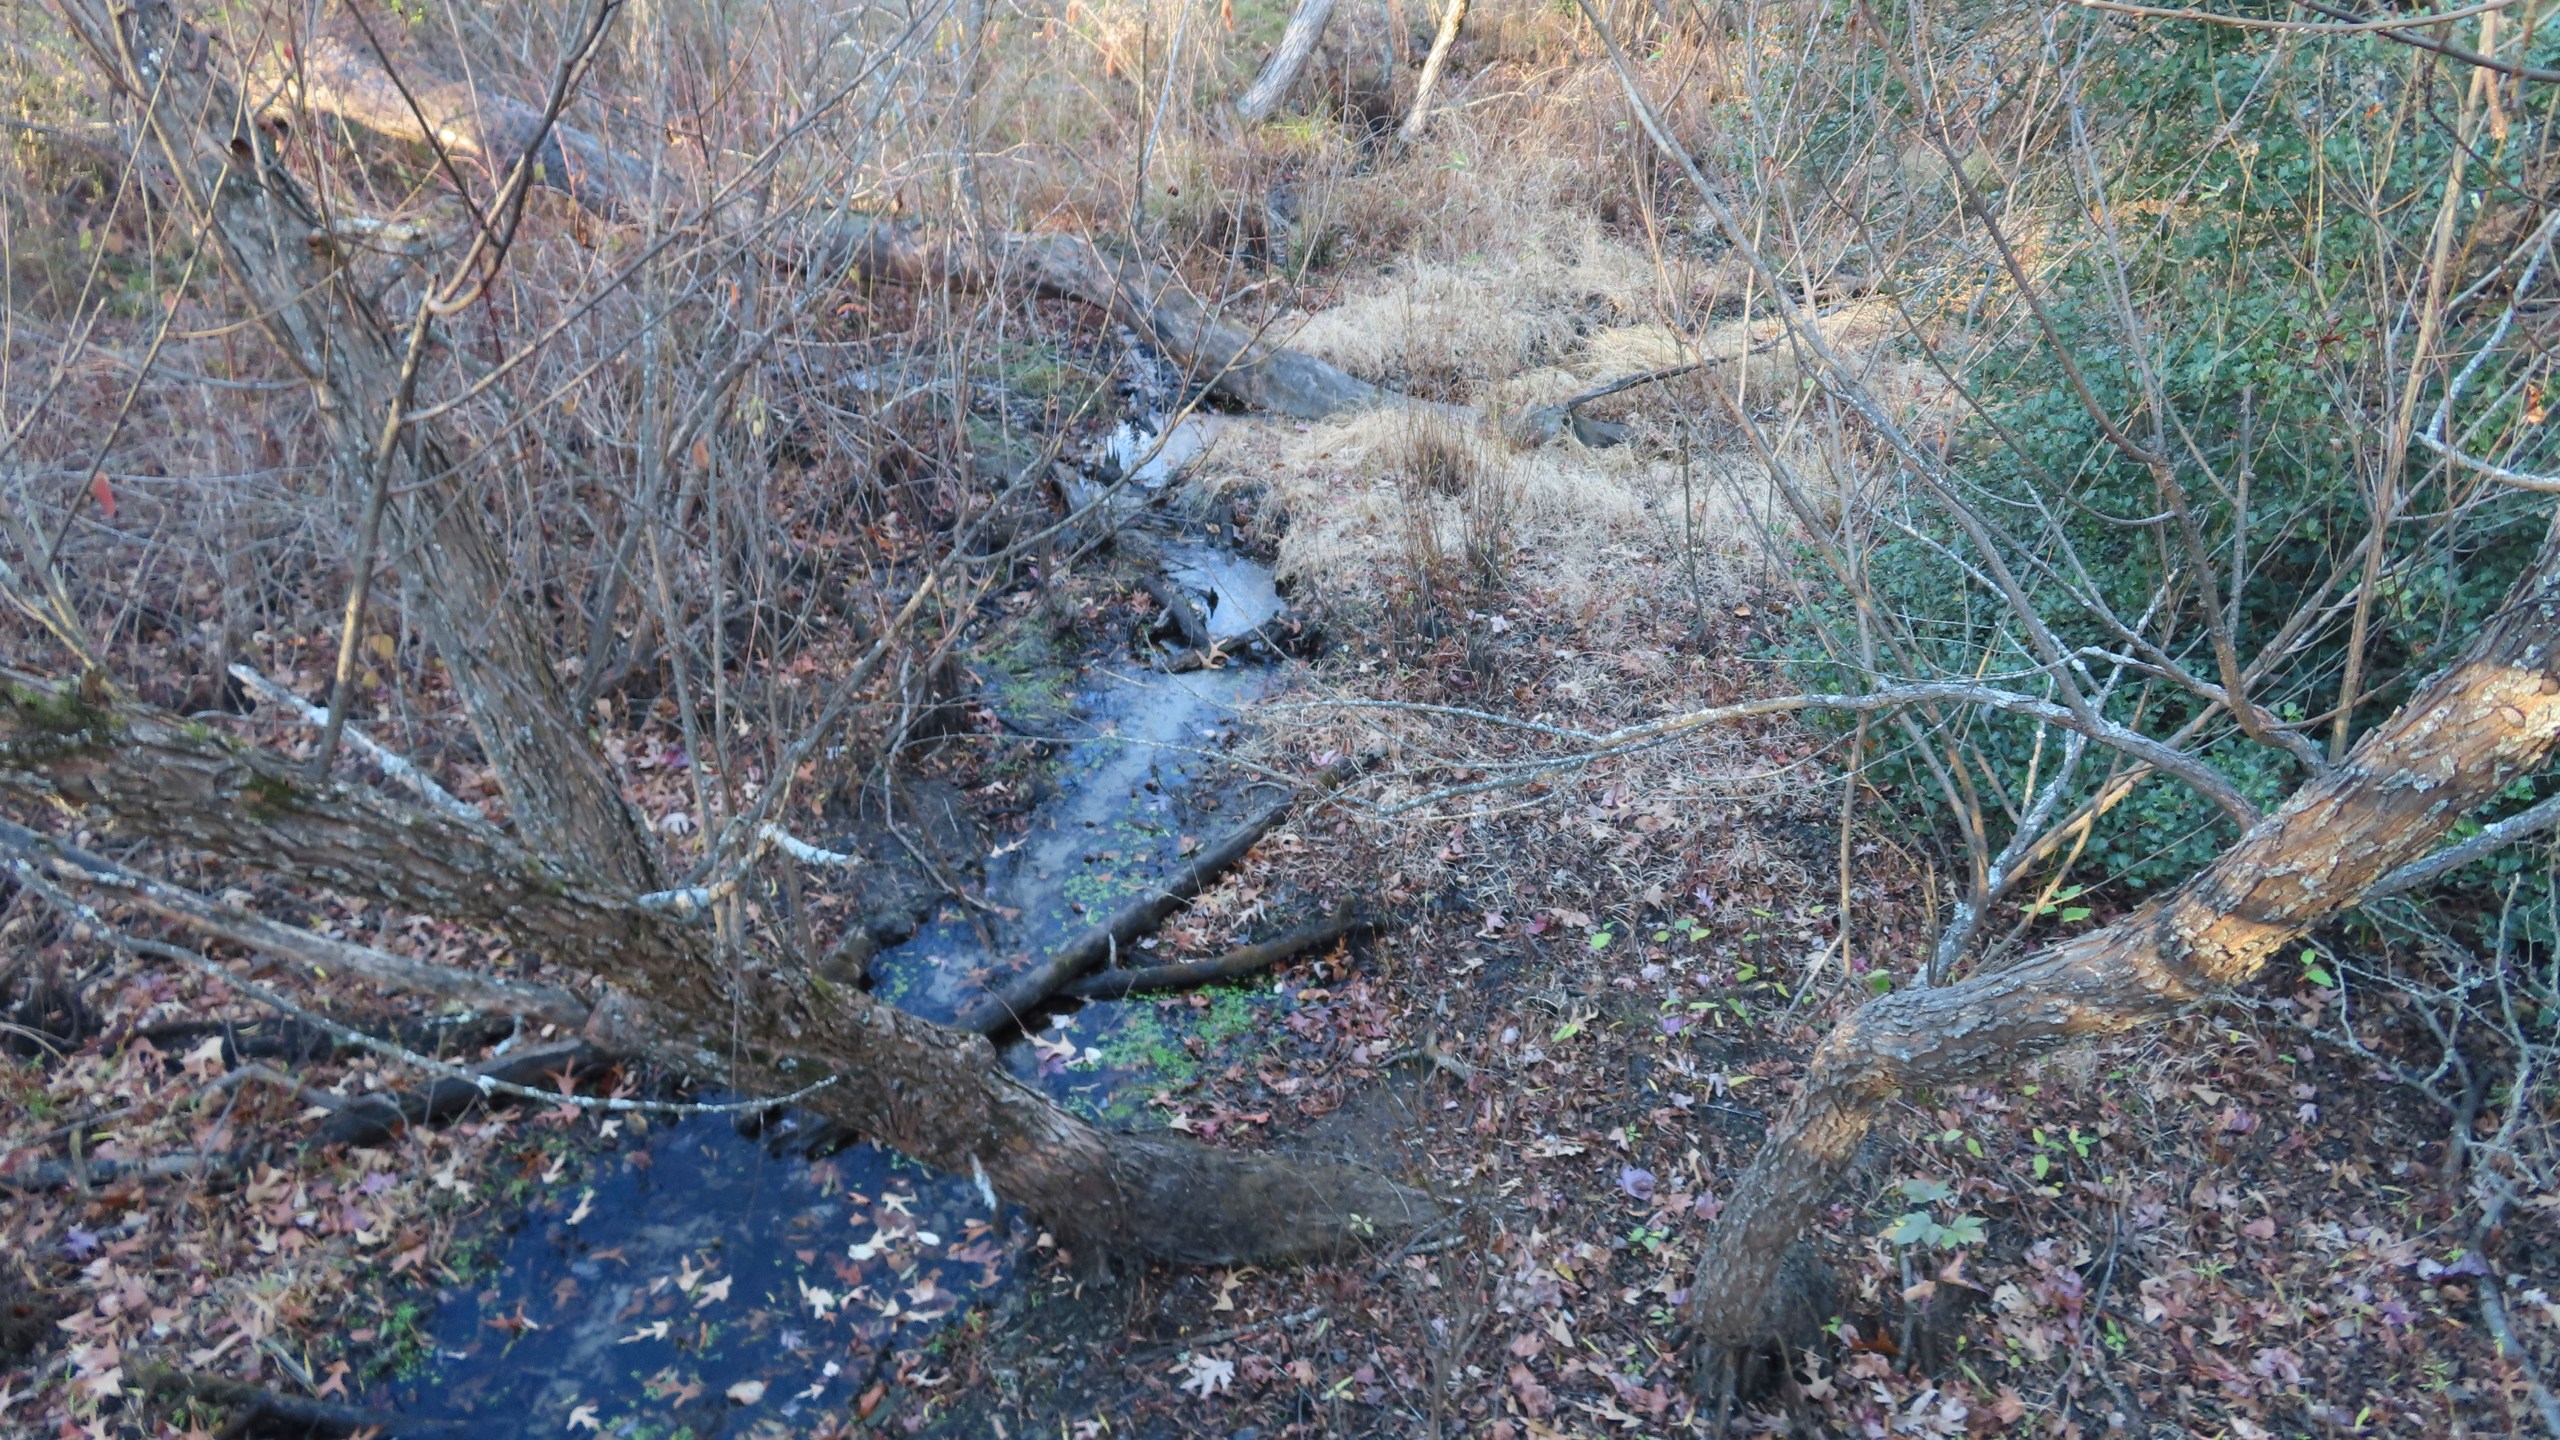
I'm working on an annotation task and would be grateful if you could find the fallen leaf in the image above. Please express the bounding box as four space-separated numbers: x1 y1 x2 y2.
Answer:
1176 1353 1236 1398
725 1379 766 1405
566 1404 601 1432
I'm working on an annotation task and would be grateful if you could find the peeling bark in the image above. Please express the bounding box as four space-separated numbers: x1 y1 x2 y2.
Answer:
1685 521 2560 1355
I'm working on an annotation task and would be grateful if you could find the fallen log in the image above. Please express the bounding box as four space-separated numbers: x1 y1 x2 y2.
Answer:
258 30 1392 423
1141 573 1216 651
0 1150 240 1193
957 759 1364 1033
127 1361 458 1435
1060 905 1371 1002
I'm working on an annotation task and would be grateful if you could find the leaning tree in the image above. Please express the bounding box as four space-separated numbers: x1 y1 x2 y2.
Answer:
3 0 1430 1265
10 0 2560 1408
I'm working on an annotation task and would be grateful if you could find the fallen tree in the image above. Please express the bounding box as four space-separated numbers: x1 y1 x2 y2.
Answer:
256 28 1391 423
23 0 1436 1270
1684 515 2560 1373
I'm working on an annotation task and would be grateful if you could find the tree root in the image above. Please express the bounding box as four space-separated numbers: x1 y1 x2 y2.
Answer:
1061 905 1370 1002
317 1041 599 1148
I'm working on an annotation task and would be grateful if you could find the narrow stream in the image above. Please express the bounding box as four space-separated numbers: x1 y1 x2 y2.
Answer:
377 413 1299 1436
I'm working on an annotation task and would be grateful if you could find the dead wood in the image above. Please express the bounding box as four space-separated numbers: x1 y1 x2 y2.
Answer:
1684 518 2560 1361
45 0 1441 1272
260 31 653 220
316 1040 600 1148
1059 905 1371 1002
955 759 1363 1034
252 30 1421 425
1400 0 1472 142
0 1151 241 1193
126 1361 458 1434
1141 573 1215 651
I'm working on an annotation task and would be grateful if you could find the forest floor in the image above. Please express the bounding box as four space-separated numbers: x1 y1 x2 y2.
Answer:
889 474 2557 1440
12 431 2545 1439
5 131 2557 1440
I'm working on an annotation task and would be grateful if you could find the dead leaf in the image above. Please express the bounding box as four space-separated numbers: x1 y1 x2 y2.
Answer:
1176 1353 1236 1398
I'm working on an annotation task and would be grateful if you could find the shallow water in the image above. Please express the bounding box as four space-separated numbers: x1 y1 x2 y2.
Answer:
379 511 1294 1436
1101 412 1226 490
380 1110 1011 1437
870 658 1271 1025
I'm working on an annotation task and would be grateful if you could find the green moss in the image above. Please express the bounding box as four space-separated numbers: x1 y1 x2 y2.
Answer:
974 611 1078 733
3 677 111 738
243 771 300 816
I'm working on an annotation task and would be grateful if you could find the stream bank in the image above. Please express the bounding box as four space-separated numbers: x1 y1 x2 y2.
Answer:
370 402 1367 1438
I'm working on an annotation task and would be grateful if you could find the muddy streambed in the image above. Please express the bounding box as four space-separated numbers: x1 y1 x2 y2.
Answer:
373 419 1315 1437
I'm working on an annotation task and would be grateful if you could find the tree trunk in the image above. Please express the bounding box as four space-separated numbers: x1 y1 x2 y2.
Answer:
52 0 1434 1267
107 11 660 892
1399 0 1471 142
1685 518 2560 1356
1234 0 1337 124
1 677 1434 1265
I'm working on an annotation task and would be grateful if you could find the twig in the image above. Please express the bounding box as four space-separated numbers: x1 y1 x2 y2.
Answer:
0 820 589 1026
2478 1263 2560 1440
228 664 487 827
1514 332 1790 444
1134 1305 1327 1358
2369 791 2560 898
1288 682 2259 826
4 860 836 1119
0 1150 240 1193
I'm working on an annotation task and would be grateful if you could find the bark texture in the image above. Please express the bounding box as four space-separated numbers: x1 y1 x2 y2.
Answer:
1399 0 1471 142
1686 522 2560 1349
1234 0 1337 123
